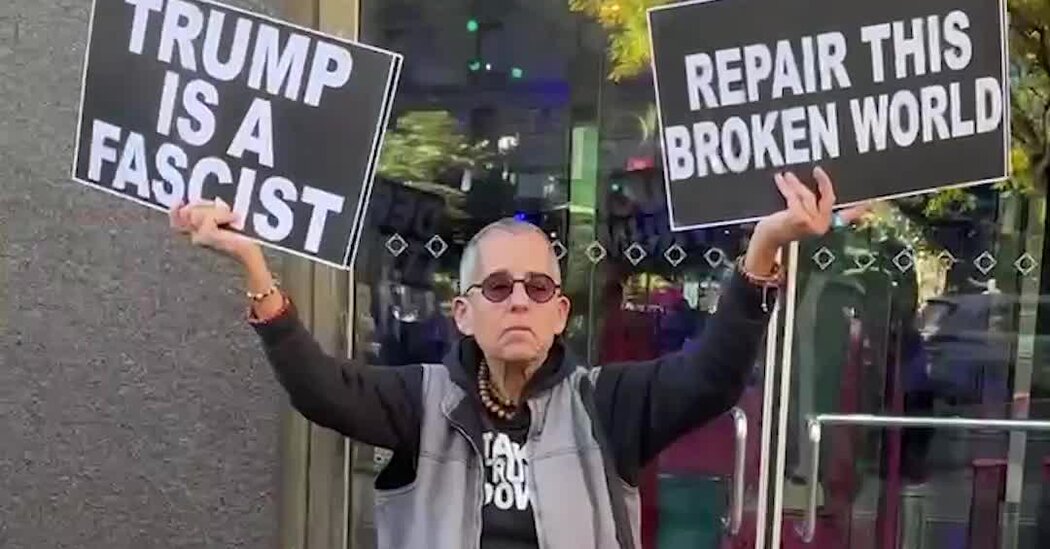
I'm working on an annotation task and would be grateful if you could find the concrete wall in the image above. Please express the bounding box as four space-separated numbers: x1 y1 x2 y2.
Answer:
1 1 287 547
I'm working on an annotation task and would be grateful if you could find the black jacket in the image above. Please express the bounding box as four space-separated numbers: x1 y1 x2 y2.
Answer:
251 269 773 487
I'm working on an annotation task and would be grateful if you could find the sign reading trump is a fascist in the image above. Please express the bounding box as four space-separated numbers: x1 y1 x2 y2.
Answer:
648 0 1009 230
72 0 402 269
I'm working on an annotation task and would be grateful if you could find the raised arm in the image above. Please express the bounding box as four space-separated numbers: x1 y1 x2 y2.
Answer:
169 199 422 452
250 296 422 451
592 167 857 484
593 267 770 483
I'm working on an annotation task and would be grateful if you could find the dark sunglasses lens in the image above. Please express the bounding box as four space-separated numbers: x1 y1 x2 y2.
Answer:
481 273 514 302
524 274 557 303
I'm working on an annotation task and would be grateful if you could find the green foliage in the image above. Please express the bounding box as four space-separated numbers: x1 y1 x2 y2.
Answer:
858 201 933 252
568 0 671 81
922 187 977 218
377 111 491 183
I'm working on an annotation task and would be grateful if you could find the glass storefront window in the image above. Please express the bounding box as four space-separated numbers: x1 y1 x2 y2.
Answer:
345 2 1050 548
350 1 770 547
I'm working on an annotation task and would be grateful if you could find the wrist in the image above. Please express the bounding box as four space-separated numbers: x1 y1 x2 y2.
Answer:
239 248 274 293
744 235 782 277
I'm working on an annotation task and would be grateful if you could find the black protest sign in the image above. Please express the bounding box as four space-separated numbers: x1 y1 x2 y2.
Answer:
648 0 1009 230
72 0 402 269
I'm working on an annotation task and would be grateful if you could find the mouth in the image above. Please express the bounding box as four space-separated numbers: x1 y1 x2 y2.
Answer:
503 326 534 335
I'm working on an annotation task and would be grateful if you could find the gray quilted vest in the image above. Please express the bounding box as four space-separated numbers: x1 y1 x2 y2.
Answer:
373 363 640 549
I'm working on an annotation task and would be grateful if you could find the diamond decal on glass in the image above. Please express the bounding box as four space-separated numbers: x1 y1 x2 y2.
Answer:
425 235 448 258
664 244 687 267
385 234 408 257
1015 253 1037 276
585 241 607 264
937 250 957 269
973 251 997 275
551 240 568 261
812 247 836 270
705 248 727 268
625 243 647 266
893 249 915 273
853 251 876 271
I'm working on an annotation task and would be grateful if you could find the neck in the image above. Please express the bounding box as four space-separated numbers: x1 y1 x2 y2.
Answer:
485 358 541 403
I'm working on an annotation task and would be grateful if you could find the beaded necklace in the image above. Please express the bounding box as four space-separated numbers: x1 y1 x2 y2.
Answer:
477 360 520 420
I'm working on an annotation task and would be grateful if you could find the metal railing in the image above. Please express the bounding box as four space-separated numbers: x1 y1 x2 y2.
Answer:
722 407 747 536
794 414 1050 543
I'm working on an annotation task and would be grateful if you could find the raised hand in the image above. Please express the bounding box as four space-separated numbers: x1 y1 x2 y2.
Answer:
169 198 260 263
745 166 841 276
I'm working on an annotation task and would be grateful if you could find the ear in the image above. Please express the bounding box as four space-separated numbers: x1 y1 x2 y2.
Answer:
552 295 571 335
452 296 474 336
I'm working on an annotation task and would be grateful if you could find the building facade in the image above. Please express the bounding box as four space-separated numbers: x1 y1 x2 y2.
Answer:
312 1 1050 547
6 0 1050 548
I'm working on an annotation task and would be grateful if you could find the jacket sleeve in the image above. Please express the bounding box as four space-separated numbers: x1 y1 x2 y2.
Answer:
593 269 773 484
250 299 423 453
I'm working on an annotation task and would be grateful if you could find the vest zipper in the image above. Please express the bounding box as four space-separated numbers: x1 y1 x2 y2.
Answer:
525 441 546 548
448 420 485 549
525 400 546 548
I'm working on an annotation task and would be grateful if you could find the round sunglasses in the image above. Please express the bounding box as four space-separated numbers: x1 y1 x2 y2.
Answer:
464 271 561 303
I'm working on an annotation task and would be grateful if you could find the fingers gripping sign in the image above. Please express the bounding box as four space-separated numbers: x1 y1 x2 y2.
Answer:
761 165 840 248
170 197 254 260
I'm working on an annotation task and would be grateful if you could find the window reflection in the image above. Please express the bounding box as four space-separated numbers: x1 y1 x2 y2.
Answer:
348 1 1050 547
788 185 1050 546
354 1 767 547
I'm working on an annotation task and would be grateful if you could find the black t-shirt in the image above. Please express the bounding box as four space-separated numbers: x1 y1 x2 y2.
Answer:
479 409 537 548
475 344 563 548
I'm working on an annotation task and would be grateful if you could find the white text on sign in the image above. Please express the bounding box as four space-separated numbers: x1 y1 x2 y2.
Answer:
665 9 1003 181
125 0 353 107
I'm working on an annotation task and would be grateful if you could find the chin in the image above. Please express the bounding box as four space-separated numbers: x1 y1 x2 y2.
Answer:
497 345 540 364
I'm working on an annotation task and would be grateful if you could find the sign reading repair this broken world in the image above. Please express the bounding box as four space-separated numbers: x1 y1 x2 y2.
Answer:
648 0 1009 230
72 0 402 269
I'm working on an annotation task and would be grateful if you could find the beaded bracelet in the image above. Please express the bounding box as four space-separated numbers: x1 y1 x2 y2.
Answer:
246 278 280 302
735 256 784 313
736 256 783 285
247 292 291 325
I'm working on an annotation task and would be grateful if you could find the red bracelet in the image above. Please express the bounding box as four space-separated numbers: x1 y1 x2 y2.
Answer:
247 292 291 324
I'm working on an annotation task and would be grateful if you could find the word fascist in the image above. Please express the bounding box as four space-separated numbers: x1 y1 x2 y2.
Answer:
87 119 345 254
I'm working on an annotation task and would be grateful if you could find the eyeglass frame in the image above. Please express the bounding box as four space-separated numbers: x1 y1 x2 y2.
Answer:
461 271 563 304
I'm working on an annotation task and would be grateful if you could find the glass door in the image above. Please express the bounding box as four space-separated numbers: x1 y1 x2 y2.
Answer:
770 184 1050 548
581 168 776 549
349 1 779 547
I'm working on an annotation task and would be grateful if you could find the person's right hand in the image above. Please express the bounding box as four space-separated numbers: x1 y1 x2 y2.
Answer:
169 198 260 264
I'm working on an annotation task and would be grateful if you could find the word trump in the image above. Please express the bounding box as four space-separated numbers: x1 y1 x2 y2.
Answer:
125 0 353 108
88 119 345 254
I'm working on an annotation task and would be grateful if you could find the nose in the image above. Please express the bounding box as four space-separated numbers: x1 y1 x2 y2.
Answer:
508 281 532 309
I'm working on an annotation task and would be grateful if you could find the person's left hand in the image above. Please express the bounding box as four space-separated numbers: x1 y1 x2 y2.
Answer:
756 166 837 246
745 166 845 275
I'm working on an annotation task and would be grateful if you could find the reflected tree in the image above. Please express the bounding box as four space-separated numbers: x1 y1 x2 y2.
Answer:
377 110 492 186
376 110 494 220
